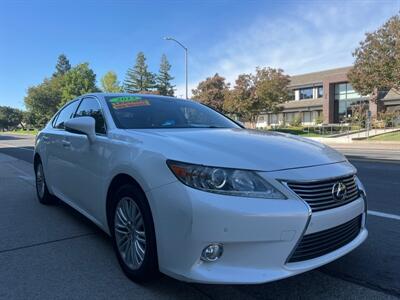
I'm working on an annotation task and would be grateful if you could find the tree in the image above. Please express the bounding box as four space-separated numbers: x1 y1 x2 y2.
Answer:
156 54 175 96
223 68 290 127
101 71 122 93
24 56 99 127
254 67 291 112
53 54 71 77
348 14 400 97
223 74 255 121
60 63 99 106
124 52 156 93
192 73 229 112
22 111 37 129
0 106 24 130
24 76 63 127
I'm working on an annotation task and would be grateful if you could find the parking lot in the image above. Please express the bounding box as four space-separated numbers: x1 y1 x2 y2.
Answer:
0 134 399 299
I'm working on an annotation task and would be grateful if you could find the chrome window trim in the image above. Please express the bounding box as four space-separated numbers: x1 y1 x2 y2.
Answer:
51 98 81 130
74 95 109 137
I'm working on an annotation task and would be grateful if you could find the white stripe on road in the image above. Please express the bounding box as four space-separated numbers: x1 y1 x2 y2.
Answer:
368 210 400 221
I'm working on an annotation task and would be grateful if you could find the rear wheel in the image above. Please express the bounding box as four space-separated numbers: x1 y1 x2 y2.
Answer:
35 160 55 205
110 184 158 282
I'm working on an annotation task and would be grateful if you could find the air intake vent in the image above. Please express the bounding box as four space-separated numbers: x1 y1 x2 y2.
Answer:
288 215 362 263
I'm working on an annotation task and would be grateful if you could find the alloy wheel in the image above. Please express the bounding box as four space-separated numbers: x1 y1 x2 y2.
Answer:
114 197 147 270
36 163 45 199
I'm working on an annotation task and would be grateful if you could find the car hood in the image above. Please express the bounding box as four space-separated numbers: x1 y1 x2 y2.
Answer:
123 128 347 172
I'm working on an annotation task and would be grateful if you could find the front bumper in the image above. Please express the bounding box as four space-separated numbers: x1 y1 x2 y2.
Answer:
146 163 367 284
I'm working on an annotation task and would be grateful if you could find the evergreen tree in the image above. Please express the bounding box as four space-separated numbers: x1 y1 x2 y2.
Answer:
124 52 155 93
156 54 175 96
101 71 122 92
53 54 71 77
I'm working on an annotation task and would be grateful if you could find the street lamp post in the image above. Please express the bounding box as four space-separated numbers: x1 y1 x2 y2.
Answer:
164 37 188 99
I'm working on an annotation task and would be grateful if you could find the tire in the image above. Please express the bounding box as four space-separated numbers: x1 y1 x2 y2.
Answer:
110 183 158 282
35 159 55 205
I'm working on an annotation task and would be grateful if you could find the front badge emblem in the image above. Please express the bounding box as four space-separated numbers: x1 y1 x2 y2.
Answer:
332 182 347 201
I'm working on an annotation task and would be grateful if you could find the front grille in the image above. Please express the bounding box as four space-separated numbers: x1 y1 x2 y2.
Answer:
288 215 362 263
286 175 359 212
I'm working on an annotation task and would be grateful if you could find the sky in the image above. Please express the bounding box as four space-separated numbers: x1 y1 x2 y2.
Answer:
0 0 399 109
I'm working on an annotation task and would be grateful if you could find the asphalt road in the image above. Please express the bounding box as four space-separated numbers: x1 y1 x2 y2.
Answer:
0 134 399 299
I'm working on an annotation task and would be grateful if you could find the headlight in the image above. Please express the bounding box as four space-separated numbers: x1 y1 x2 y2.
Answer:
166 160 286 199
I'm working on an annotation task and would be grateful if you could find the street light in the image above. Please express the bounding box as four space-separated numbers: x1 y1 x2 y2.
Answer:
163 37 188 99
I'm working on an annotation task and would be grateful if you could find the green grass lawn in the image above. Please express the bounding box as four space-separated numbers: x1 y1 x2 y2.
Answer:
370 131 400 141
0 129 39 135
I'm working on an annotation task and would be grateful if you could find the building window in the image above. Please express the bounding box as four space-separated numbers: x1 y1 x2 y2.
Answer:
303 111 312 123
271 114 278 124
285 112 294 124
299 87 313 100
334 83 366 122
258 116 264 122
317 86 323 98
289 91 295 101
335 83 361 100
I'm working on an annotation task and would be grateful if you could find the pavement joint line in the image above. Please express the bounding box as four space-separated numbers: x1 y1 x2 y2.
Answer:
0 232 95 255
367 210 400 221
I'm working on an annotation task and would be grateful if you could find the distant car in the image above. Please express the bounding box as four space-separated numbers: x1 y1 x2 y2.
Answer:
34 93 367 284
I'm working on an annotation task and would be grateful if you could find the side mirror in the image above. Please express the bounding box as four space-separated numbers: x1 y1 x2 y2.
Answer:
64 117 96 143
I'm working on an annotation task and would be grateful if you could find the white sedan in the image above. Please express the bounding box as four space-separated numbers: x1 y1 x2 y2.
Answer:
34 93 367 284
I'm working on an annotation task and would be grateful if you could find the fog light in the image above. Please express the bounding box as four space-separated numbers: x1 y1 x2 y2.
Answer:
201 243 223 262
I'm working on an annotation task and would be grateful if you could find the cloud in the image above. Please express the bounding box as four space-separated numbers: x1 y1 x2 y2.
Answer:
176 0 398 97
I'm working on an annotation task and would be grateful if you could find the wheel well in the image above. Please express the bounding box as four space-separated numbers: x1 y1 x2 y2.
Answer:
106 174 147 231
33 153 41 170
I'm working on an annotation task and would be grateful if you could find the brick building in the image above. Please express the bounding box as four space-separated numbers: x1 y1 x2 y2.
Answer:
256 66 400 127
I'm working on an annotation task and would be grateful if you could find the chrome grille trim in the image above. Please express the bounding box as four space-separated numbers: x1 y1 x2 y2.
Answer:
285 174 359 212
287 214 362 263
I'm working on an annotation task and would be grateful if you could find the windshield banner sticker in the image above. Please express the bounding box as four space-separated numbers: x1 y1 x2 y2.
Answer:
110 96 150 109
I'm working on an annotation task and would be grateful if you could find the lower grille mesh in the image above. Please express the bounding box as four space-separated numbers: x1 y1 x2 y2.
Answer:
288 215 362 263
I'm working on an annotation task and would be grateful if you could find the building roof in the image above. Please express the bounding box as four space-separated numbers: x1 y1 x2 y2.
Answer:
289 66 352 88
382 88 400 101
280 98 323 112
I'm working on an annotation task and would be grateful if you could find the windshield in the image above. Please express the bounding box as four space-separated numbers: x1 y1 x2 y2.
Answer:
105 95 240 129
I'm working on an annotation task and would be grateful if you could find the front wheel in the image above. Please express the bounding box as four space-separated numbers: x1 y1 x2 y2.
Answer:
35 160 55 205
110 184 158 282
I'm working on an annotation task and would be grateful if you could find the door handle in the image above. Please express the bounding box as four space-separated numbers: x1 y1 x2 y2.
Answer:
62 140 71 148
43 136 49 142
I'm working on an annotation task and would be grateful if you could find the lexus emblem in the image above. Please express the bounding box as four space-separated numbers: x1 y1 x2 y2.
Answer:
332 182 347 201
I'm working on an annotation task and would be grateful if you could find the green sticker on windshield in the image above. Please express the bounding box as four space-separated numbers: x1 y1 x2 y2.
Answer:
109 96 143 103
109 96 150 109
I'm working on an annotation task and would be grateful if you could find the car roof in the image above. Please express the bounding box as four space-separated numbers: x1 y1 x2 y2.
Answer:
83 92 186 102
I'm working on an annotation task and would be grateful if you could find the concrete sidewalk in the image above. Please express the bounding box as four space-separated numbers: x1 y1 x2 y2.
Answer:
309 128 400 143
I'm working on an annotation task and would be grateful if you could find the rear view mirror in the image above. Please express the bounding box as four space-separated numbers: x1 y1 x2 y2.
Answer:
64 117 96 143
